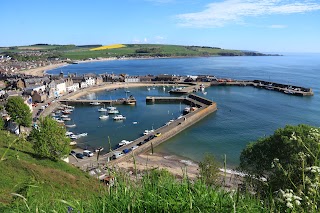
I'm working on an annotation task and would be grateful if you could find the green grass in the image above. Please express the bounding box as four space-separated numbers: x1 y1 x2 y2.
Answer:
2 129 307 212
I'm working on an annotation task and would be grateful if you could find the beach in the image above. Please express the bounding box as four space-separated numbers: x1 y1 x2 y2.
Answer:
22 62 68 76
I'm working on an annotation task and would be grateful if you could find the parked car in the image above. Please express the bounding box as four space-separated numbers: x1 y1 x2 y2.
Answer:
83 150 94 157
70 150 76 155
155 132 162 137
131 145 139 151
75 153 84 159
148 135 155 140
112 151 123 159
123 148 131 154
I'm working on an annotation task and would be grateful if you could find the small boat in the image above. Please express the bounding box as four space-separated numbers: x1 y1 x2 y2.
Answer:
65 105 75 109
70 141 77 146
98 107 108 112
90 102 101 105
65 124 76 128
55 119 64 123
113 115 126 120
125 100 136 105
183 107 191 115
61 114 69 118
147 88 150 91
79 133 88 137
107 106 117 110
62 110 71 114
133 121 138 124
62 117 71 121
125 90 130 93
94 147 104 152
202 92 207 95
108 109 119 114
118 140 133 147
65 131 74 136
99 115 109 120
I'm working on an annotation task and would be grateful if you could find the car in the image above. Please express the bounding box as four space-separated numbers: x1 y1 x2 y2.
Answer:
75 153 84 159
138 141 146 146
83 150 94 157
131 145 139 151
144 138 149 142
155 132 162 137
123 148 131 154
112 151 123 159
148 135 155 140
70 150 76 155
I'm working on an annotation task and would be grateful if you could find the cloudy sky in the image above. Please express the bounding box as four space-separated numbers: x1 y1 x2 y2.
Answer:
2 0 320 52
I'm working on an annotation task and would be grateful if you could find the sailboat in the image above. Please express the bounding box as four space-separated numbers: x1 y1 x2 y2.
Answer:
98 104 108 112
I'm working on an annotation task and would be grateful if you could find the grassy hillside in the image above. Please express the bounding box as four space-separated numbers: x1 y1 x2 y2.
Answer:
0 131 101 211
0 130 272 212
0 44 271 60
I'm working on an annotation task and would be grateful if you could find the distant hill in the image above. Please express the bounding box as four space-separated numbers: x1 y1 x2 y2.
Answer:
0 44 280 60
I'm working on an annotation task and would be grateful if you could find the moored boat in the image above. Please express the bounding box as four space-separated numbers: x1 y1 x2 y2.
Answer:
113 115 126 120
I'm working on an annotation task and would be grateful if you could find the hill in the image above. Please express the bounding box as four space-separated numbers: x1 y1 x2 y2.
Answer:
0 44 279 61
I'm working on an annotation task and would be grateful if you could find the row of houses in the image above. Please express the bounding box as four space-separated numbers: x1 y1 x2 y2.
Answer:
5 73 103 103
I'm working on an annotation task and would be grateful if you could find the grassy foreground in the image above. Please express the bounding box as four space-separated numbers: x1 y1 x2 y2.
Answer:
0 130 276 212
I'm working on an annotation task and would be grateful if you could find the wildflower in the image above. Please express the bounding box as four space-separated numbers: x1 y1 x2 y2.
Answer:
286 202 293 209
295 200 301 206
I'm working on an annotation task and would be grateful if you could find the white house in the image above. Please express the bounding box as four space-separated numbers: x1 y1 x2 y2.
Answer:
66 83 80 92
55 79 66 96
125 76 140 83
85 77 95 86
80 81 88 88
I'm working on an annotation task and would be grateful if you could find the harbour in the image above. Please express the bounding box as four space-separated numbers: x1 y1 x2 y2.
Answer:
46 54 320 167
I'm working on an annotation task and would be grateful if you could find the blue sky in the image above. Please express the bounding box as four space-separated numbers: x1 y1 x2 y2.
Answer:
2 0 320 52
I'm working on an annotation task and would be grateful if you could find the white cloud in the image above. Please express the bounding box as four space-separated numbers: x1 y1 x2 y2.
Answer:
269 24 287 28
176 0 320 28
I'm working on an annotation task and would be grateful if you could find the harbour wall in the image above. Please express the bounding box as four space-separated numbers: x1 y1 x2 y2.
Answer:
109 101 217 166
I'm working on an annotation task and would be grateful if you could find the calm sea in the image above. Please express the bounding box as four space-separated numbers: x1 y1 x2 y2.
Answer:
48 54 320 167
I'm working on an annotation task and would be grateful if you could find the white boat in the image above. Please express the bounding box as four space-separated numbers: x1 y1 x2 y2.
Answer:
202 92 207 95
147 88 151 91
90 102 101 105
125 90 130 93
55 119 64 123
79 133 88 137
118 140 133 147
99 115 109 120
61 114 69 118
65 131 74 136
94 147 104 152
108 109 119 114
132 121 138 124
113 115 126 120
62 117 71 121
98 107 108 112
107 106 117 110
70 141 77 146
65 124 76 128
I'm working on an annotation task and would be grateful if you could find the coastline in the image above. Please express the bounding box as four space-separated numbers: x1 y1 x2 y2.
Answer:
21 62 68 76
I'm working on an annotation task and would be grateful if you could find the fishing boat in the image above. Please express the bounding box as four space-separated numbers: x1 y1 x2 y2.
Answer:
98 107 108 112
113 115 126 120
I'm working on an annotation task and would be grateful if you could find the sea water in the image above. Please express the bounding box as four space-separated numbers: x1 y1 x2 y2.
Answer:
48 53 320 167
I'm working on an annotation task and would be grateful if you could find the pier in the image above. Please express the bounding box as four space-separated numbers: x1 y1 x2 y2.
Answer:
211 79 314 96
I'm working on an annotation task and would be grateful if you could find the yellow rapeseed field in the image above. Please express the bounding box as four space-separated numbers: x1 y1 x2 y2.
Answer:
90 44 126 51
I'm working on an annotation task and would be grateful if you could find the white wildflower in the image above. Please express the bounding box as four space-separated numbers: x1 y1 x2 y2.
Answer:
286 202 293 209
295 200 301 206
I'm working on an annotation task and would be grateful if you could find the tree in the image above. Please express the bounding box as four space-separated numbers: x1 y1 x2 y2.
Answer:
239 124 320 195
199 153 220 186
29 117 70 161
5 96 32 127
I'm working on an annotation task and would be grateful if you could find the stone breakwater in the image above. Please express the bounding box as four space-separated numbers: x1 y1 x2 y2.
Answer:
109 94 217 165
